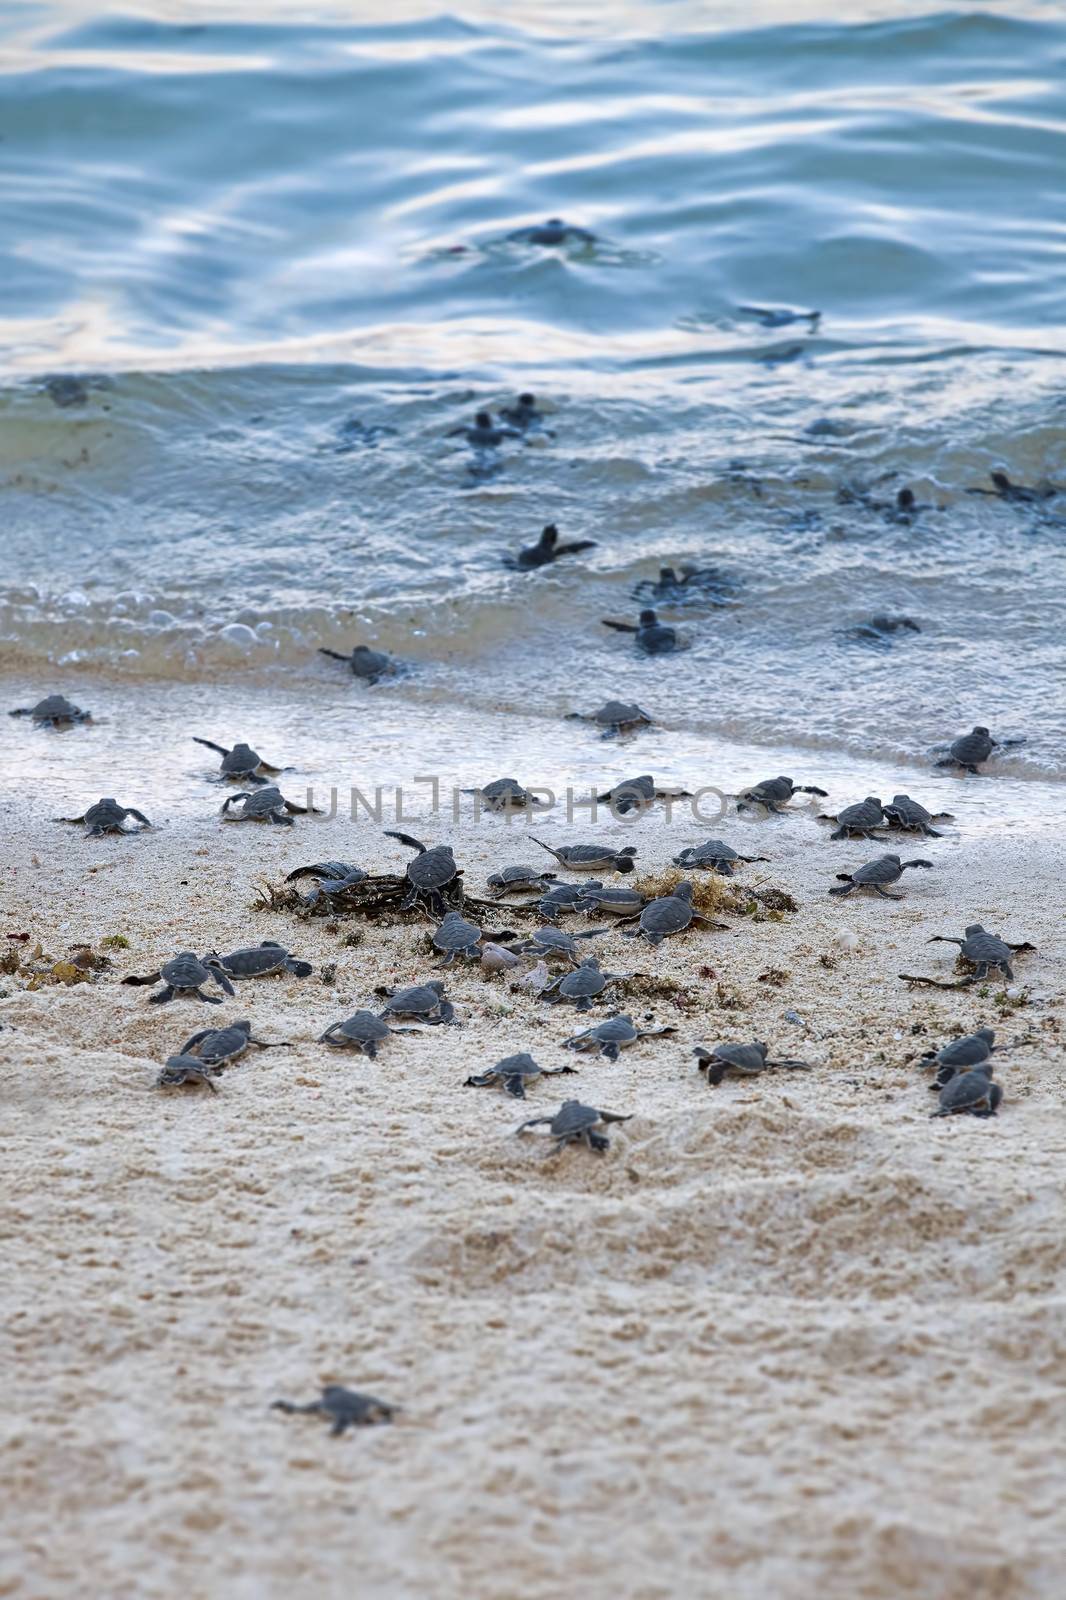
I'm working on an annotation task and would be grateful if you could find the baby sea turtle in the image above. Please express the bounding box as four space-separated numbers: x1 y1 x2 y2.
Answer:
207 941 313 981
220 786 318 825
508 217 596 246
486 864 557 898
319 643 395 684
377 980 457 1025
536 881 594 921
532 836 638 874
882 795 952 837
124 951 236 1005
624 881 722 946
156 1055 220 1092
829 854 933 900
57 798 152 836
505 522 597 570
632 565 738 606
927 924 1034 981
9 693 91 728
565 699 654 739
461 778 536 812
180 1019 290 1068
736 776 829 813
817 797 887 840
284 860 370 903
447 410 520 449
385 831 460 915
499 393 549 432
738 303 820 330
192 737 287 785
431 910 484 966
935 726 999 774
932 1063 1002 1119
542 957 628 1011
271 1385 397 1435
318 1011 395 1057
521 925 607 963
967 469 1055 504
601 608 678 656
464 1052 578 1099
843 614 921 648
516 1099 631 1154
920 1027 999 1091
693 1040 811 1086
596 774 692 816
574 882 645 918
672 839 769 876
564 1013 676 1062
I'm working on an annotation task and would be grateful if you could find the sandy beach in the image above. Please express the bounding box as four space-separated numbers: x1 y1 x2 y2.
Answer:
3 739 1063 1600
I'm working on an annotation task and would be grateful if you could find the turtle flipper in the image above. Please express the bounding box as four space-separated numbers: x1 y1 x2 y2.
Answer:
180 1028 213 1053
601 619 639 633
123 970 162 987
384 831 427 854
124 808 152 827
56 813 87 825
873 887 904 900
318 648 350 662
193 737 229 757
148 985 176 1004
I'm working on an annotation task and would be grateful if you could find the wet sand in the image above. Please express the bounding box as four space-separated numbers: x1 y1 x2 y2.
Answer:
2 766 1064 1600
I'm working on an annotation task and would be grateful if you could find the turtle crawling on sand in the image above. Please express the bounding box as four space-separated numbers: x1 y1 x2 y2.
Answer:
207 941 313 981
385 832 461 916
693 1040 811 1086
927 924 1034 982
520 925 607 965
516 1099 632 1153
124 951 235 1005
376 980 457 1025
486 864 558 899
193 737 288 784
882 795 952 838
464 1052 577 1099
623 881 725 946
596 774 692 816
57 798 152 836
318 1011 399 1057
221 786 319 825
271 1386 398 1435
10 693 91 728
532 837 638 875
542 957 629 1012
736 776 828 814
285 860 370 904
564 1013 676 1062
919 1027 1001 1091
932 1063 1003 1119
672 839 768 876
817 797 887 841
829 853 933 901
564 699 654 739
180 1019 291 1068
431 910 486 966
156 1055 219 1092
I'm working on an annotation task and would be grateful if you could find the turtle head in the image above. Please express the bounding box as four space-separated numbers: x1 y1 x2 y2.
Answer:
897 487 915 509
234 1020 253 1034
518 392 536 407
752 1041 769 1061
866 796 882 806
972 725 990 735
540 523 559 548
976 1028 995 1044
475 410 493 428
990 470 1012 491
426 981 446 997
659 567 678 583
964 923 986 936
674 881 695 903
638 609 658 625
883 853 902 864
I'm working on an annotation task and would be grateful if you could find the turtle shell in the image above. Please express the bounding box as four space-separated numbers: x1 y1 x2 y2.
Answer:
935 1030 994 1069
743 776 793 803
850 855 902 885
382 982 446 1016
550 1100 602 1136
960 928 1012 966
530 927 579 956
160 952 215 987
639 886 695 937
407 846 457 891
185 1022 253 1065
884 795 932 827
676 839 738 866
949 729 994 765
83 799 128 829
432 912 481 951
588 1015 638 1043
936 1068 998 1115
234 787 285 816
493 1052 541 1078
216 942 295 978
31 694 85 722
577 885 643 915
331 1011 391 1044
558 961 606 997
488 864 551 889
592 700 649 727
708 1042 768 1072
835 798 884 829
220 743 264 776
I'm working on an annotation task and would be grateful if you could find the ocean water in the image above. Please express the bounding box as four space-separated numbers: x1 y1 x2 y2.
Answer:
2 0 1064 807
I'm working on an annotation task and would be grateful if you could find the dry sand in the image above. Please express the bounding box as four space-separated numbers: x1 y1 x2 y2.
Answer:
2 791 1064 1600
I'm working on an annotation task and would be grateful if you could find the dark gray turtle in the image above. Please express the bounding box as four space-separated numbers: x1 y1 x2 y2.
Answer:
520 925 606 964
531 836 638 874
565 700 654 739
180 1018 291 1068
505 522 595 570
123 951 236 1005
633 564 739 607
57 798 152 836
829 854 934 900
193 737 287 785
927 924 1034 981
319 643 395 684
882 795 952 838
536 880 596 921
516 1099 631 1153
736 776 829 813
431 910 483 966
156 1055 220 1092
220 786 318 825
694 1040 811 1086
919 1027 1002 1092
967 469 1055 504
486 863 557 899
738 303 820 330
843 614 921 647
542 957 628 1012
10 693 91 728
461 778 536 812
284 860 369 903
563 1013 676 1062
207 941 313 981
464 1051 577 1099
625 881 723 947
271 1385 397 1435
384 832 460 915
508 217 596 247
601 608 678 656
574 882 645 918
932 1063 1003 1119
818 797 887 841
935 726 997 774
672 839 769 876
447 409 520 449
318 1010 394 1057
499 393 550 432
596 774 692 816
377 980 457 1025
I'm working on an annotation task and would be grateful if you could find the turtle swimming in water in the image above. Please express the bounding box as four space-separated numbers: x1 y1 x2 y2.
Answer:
601 608 678 656
499 393 550 432
737 303 821 330
693 1040 811 1086
564 699 654 739
318 1010 406 1057
505 523 597 571
376 980 457 1025
623 881 725 946
9 693 91 728
672 838 769 876
516 1099 632 1154
447 410 521 450
57 798 152 836
271 1385 398 1435
932 1063 1003 1119
384 831 461 916
829 853 934 900
736 776 829 813
156 1055 220 1093
192 737 288 785
486 863 558 899
817 797 888 841
632 565 739 607
882 794 952 838
542 956 629 1012
531 836 638 874
564 1013 676 1062
179 1018 291 1069
508 217 596 247
220 786 319 825
966 469 1057 504
596 774 692 816
926 924 1034 982
206 941 313 981
123 951 235 1005
464 1052 578 1099
318 643 396 684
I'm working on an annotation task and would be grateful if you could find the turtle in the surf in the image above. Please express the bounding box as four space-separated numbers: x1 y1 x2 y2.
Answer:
516 1099 632 1154
882 795 952 838
384 832 461 916
573 881 645 919
156 1056 220 1093
376 980 457 1025
935 726 1000 774
220 786 319 825
843 614 921 647
431 910 485 967
817 797 888 841
504 522 596 571
531 836 638 874
564 699 654 739
967 469 1057 504
829 853 934 900
932 1063 1003 1119
318 1011 396 1057
205 941 313 982
485 863 558 899
57 798 152 836
508 217 596 247
563 1013 676 1062
736 776 829 813
737 303 821 330
601 608 678 656
271 1386 398 1435
284 860 370 904
179 1018 291 1069
123 951 235 1005
926 924 1035 982
447 410 521 449
461 778 537 812
672 839 769 876
632 565 739 606
9 693 91 728
318 643 396 684
596 774 692 816
192 737 288 785
464 1052 578 1099
693 1040 811 1086
499 393 551 433
542 957 628 1012
623 881 725 946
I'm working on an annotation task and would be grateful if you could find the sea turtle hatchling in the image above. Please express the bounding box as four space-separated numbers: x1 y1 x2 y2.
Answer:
623 881 725 946
632 564 739 607
156 1055 220 1092
736 776 829 813
672 839 769 876
220 786 319 825
207 941 313 981
464 1052 578 1099
499 393 550 432
532 836 638 875
508 217 597 247
431 910 485 966
271 1386 398 1435
932 1063 1003 1119
520 925 607 964
829 854 934 900
319 643 396 684
919 1027 1001 1092
318 1011 398 1057
504 522 596 570
179 1019 291 1068
516 1099 632 1154
542 957 629 1012
447 409 521 450
574 882 645 919
565 699 654 739
123 951 236 1005
564 1013 677 1062
486 864 557 899
882 795 952 838
284 860 370 903
385 832 461 916
192 737 288 784
693 1040 811 1086
536 881 597 921
57 798 152 836
926 924 1034 982
9 693 91 728
601 608 678 656
461 778 537 812
817 797 887 840
376 980 458 1025
935 726 1007 774
596 774 692 816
